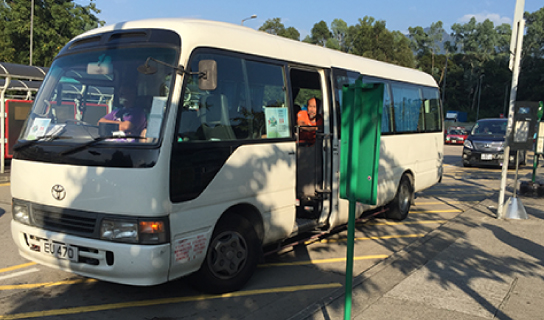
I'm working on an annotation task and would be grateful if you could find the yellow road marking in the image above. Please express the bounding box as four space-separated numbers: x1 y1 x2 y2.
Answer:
0 283 342 320
260 254 389 267
0 183 9 187
409 209 463 214
312 233 426 245
0 262 36 274
0 278 97 291
415 200 478 205
420 191 493 195
365 220 447 226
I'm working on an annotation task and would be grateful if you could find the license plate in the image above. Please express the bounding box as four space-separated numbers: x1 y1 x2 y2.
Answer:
481 154 493 160
43 242 78 262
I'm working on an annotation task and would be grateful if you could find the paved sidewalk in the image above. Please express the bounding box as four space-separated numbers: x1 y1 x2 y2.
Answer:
293 175 544 320
0 165 9 183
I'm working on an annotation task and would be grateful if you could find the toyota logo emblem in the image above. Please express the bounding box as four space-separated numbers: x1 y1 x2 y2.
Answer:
51 185 66 201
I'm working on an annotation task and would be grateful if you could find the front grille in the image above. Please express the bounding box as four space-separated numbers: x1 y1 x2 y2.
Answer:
473 141 503 152
31 208 98 236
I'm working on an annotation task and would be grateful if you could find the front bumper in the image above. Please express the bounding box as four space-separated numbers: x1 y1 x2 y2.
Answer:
462 149 516 167
11 220 171 286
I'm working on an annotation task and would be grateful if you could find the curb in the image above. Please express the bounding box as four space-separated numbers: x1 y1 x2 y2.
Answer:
287 198 494 320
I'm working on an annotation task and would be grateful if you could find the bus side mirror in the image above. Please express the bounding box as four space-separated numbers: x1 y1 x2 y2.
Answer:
198 60 217 91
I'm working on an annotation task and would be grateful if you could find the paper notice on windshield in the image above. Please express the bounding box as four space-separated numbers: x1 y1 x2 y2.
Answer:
26 118 51 140
146 97 166 138
264 107 290 138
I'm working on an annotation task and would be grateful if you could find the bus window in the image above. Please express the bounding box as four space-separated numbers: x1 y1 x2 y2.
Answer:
391 83 422 133
421 87 442 132
177 51 288 141
334 70 395 135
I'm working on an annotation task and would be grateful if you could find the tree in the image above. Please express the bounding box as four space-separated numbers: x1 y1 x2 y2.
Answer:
347 16 414 68
408 26 430 57
259 18 300 40
283 27 300 41
310 20 332 46
391 30 416 68
0 0 104 66
524 7 544 58
259 18 285 36
329 19 349 52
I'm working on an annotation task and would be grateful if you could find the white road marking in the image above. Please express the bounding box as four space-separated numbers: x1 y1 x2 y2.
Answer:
0 268 40 281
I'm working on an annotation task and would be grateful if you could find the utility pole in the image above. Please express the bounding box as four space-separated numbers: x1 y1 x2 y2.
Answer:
441 56 448 106
498 0 525 218
476 74 484 120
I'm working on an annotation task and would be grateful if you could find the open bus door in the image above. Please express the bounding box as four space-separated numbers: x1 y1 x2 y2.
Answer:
290 68 332 225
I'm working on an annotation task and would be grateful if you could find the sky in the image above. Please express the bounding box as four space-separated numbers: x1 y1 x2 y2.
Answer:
80 0 543 38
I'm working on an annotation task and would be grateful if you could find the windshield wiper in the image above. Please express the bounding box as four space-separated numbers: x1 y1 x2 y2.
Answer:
60 135 146 156
13 125 66 152
13 135 64 152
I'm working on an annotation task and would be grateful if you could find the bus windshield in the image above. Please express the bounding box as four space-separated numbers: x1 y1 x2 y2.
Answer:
19 46 177 146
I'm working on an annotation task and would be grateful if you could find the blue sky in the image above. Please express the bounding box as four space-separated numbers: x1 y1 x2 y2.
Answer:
81 0 543 38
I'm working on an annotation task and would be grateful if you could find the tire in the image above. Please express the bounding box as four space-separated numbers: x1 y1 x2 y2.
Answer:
463 161 471 167
384 175 413 221
189 214 260 294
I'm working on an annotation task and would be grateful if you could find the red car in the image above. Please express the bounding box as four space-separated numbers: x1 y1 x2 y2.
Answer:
445 127 469 145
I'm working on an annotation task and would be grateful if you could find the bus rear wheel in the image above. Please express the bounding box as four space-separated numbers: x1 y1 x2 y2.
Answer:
189 214 260 294
385 175 413 221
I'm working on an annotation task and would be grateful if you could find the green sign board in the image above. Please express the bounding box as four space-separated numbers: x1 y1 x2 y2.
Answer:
339 81 383 205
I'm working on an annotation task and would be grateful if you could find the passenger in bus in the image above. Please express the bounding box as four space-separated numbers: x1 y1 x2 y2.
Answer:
98 85 147 137
297 97 323 145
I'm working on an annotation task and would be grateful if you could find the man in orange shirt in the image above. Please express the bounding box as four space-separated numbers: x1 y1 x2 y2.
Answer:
297 97 323 144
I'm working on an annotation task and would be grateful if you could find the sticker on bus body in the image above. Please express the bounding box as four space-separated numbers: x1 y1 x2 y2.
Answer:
173 234 207 263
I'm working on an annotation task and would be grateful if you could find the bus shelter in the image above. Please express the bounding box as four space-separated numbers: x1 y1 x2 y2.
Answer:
0 62 48 173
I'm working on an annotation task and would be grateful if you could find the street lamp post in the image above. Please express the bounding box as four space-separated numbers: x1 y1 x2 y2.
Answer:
241 14 257 25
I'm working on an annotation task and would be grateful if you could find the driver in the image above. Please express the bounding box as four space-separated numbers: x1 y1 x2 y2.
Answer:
98 85 147 136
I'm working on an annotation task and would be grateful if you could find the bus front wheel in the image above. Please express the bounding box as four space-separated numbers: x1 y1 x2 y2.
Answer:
385 175 413 221
189 214 260 294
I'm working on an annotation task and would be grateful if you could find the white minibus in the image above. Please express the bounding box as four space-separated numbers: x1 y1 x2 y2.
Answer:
11 19 443 293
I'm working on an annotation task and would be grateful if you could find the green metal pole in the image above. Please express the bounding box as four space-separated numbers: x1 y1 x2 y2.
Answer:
344 199 356 319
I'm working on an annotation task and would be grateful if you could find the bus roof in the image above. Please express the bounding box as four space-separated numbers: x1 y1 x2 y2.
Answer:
77 18 438 88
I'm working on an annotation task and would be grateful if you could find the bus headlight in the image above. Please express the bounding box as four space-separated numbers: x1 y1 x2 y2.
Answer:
100 219 139 243
12 203 30 225
100 218 168 244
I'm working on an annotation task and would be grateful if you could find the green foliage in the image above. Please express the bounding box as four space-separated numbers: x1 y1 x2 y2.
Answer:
347 17 414 68
283 27 300 41
295 89 321 108
408 26 430 57
437 15 544 120
0 0 104 67
524 7 544 58
330 19 349 52
449 17 506 61
259 18 285 35
310 20 332 46
258 18 300 40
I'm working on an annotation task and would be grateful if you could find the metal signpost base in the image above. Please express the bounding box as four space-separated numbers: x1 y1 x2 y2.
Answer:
503 197 528 219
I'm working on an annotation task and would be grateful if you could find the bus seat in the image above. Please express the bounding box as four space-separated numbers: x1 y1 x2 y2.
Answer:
199 94 236 140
